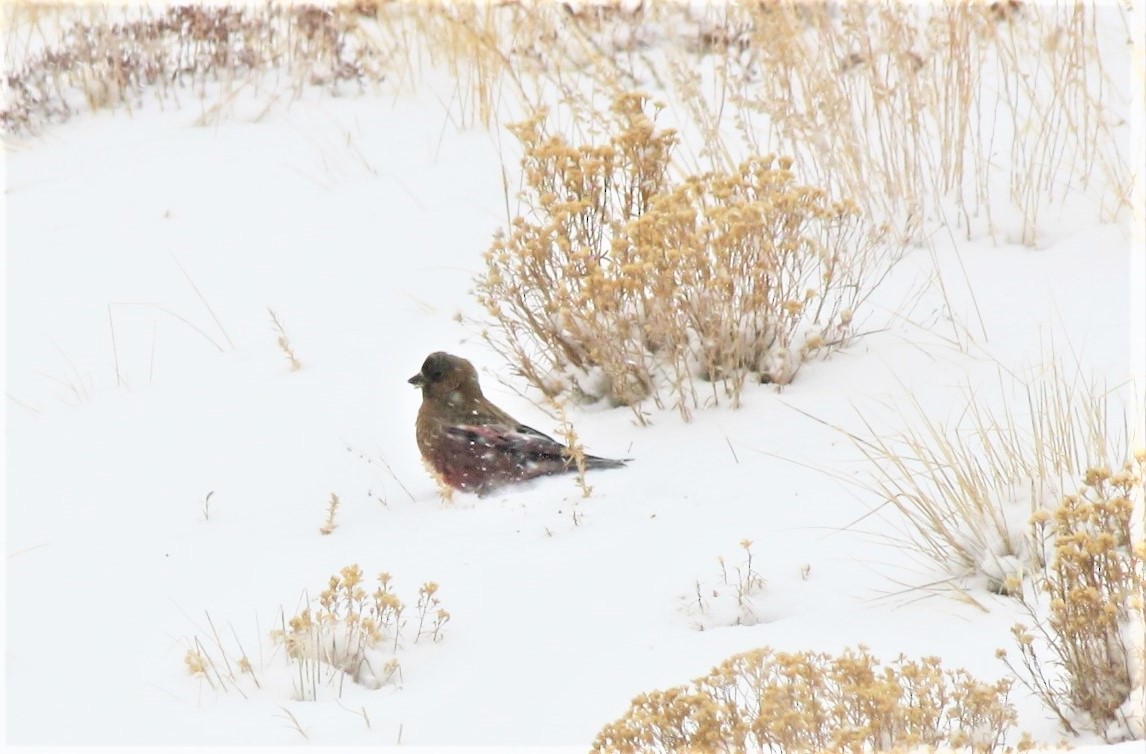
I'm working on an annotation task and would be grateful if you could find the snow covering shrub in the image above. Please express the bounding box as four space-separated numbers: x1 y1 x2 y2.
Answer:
1001 456 1146 742
183 564 449 702
853 365 1128 597
592 645 1018 753
477 93 896 422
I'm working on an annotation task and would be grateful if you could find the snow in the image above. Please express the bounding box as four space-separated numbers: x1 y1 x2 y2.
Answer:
2 7 1143 753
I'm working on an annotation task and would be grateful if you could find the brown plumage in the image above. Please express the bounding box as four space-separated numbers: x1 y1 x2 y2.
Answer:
409 352 628 495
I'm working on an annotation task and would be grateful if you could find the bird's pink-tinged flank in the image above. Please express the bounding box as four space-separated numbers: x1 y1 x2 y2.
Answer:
409 352 628 495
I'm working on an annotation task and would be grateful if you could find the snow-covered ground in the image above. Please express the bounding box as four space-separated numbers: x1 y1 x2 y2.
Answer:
2 6 1143 752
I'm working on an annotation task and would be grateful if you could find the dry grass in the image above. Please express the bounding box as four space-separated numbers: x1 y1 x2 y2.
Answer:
182 611 261 698
547 397 594 497
272 564 406 699
681 539 767 631
593 645 1019 753
1001 456 1146 741
8 0 1134 741
850 362 1128 596
271 564 449 700
2 4 373 132
846 360 1146 736
318 492 340 535
666 2 1131 245
3 2 1127 249
268 307 302 372
478 93 897 422
183 564 449 702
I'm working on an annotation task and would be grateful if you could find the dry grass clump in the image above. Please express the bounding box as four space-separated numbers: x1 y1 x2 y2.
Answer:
1 3 381 134
682 539 767 630
0 1 606 135
478 93 896 422
271 564 449 700
183 612 262 698
593 645 1018 753
184 564 449 702
677 1 1130 245
852 363 1127 596
1001 456 1146 741
5 3 1126 248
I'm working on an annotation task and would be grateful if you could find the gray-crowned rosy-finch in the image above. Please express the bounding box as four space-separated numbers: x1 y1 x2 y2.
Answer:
409 352 628 495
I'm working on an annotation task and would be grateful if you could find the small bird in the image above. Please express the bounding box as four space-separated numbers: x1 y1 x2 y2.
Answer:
409 352 629 496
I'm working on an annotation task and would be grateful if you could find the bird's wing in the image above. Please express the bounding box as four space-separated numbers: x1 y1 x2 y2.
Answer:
510 423 628 467
510 423 562 444
444 423 572 463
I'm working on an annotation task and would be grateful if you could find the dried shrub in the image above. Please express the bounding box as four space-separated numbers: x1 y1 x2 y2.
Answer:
593 645 1018 753
478 93 896 422
1 4 372 134
183 564 449 702
1002 456 1146 742
271 564 449 700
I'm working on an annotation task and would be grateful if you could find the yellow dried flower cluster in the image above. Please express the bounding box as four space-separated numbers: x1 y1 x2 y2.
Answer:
278 565 406 653
267 564 449 697
415 581 451 643
593 645 1016 753
183 649 207 675
1006 459 1145 739
479 93 889 422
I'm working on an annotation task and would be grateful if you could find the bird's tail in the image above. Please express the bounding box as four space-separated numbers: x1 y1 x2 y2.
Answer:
581 454 629 470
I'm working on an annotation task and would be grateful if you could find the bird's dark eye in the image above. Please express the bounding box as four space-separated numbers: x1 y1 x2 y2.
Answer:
422 355 448 382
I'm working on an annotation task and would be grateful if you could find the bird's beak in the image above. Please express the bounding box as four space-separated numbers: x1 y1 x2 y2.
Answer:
408 372 425 387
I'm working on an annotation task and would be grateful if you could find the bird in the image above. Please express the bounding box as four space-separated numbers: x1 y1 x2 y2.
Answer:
409 352 629 496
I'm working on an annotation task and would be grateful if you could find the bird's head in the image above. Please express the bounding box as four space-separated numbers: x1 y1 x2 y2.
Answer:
408 352 483 403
